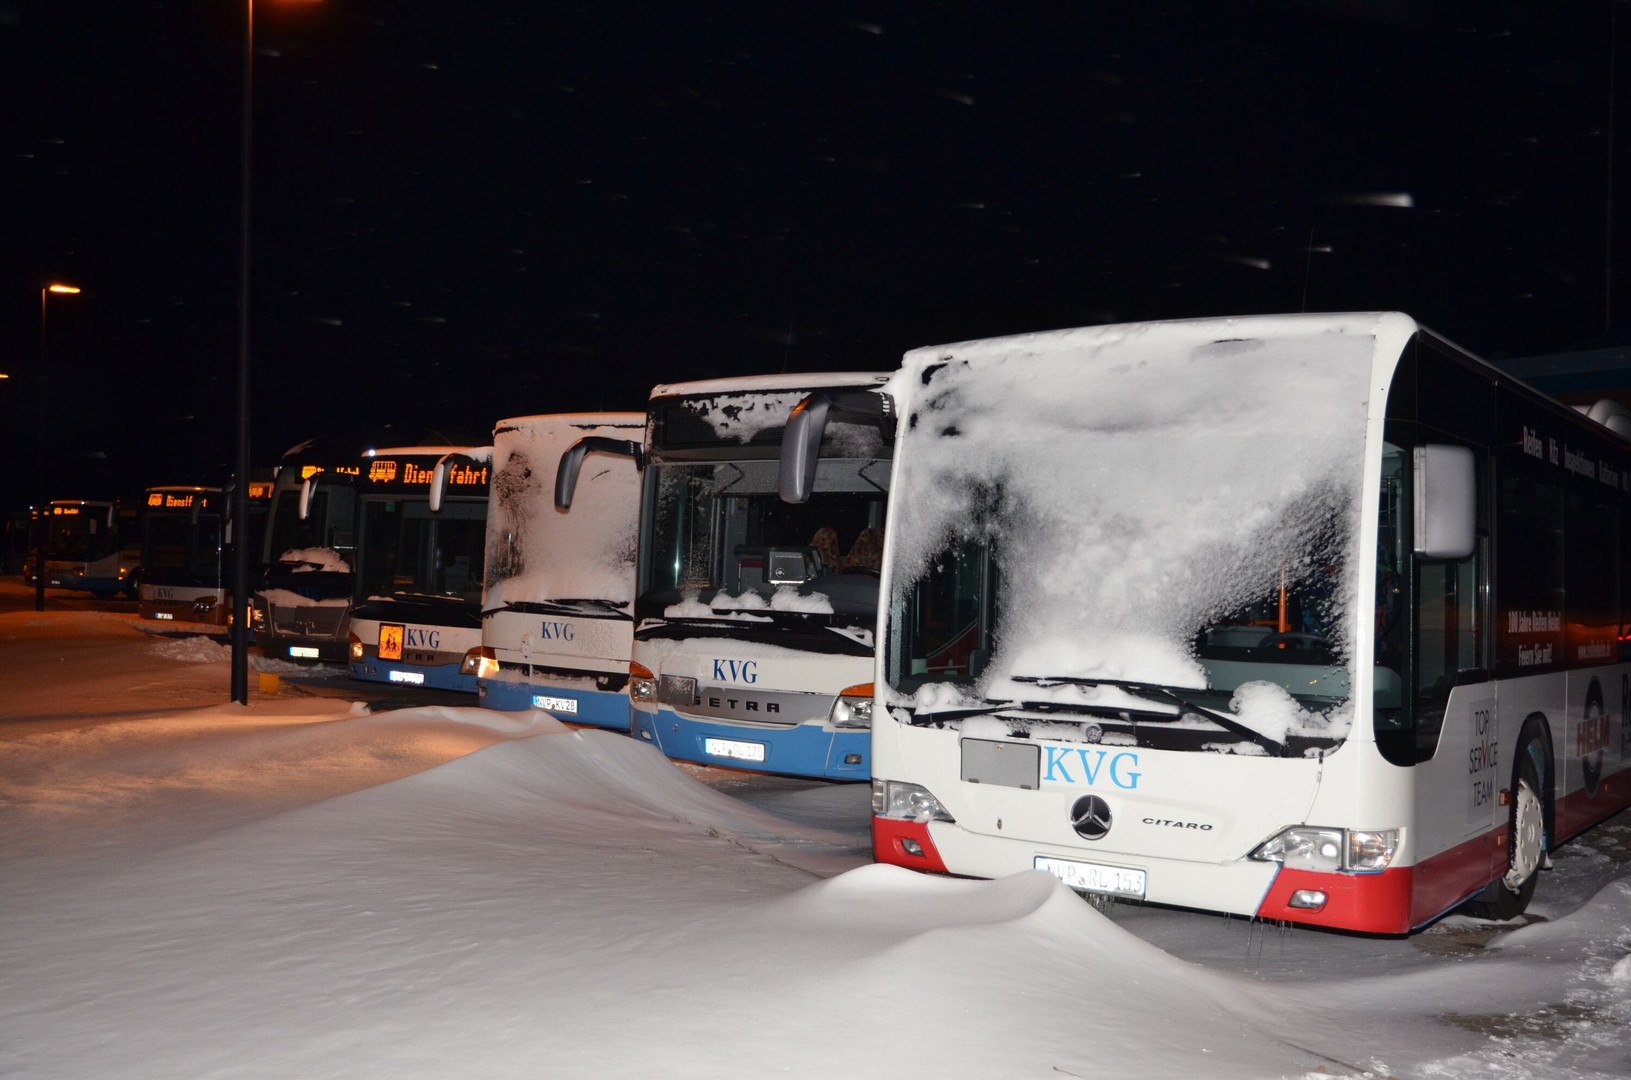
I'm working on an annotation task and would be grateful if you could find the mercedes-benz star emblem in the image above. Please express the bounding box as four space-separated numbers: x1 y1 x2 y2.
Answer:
1069 794 1113 841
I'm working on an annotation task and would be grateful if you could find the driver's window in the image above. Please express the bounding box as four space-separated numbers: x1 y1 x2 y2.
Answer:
1411 445 1484 763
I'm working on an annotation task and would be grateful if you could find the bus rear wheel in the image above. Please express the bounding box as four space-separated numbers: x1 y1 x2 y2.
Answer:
1463 738 1546 921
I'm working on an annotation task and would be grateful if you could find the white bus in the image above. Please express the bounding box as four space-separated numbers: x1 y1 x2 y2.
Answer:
617 373 892 779
250 443 360 662
136 486 227 623
346 446 491 691
26 499 141 598
785 313 1631 933
465 413 643 727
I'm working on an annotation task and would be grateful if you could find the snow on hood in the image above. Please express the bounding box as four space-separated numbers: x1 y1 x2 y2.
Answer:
278 547 351 573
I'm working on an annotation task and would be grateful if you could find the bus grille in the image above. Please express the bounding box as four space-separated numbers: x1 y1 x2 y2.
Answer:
268 604 349 640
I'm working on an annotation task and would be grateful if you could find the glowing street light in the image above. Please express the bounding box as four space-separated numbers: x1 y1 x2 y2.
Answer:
37 281 82 612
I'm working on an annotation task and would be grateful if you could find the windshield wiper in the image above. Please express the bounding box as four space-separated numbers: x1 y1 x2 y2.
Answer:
1010 675 1288 756
906 697 1185 727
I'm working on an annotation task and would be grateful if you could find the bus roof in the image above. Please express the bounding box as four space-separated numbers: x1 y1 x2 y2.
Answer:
901 312 1423 369
648 371 890 399
494 412 644 435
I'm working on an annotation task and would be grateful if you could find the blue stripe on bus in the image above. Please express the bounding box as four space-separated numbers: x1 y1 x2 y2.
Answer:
631 706 869 780
478 679 631 731
349 660 476 694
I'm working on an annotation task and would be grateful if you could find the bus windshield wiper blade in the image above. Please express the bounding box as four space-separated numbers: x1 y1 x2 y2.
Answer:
1010 675 1288 756
906 700 1028 724
906 698 1178 726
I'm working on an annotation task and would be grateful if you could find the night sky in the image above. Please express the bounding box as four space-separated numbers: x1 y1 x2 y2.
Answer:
2 0 1626 510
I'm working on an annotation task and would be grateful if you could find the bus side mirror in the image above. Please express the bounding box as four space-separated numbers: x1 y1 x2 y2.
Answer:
779 389 892 504
1414 444 1476 560
298 478 315 521
430 447 493 512
556 438 643 510
429 464 449 512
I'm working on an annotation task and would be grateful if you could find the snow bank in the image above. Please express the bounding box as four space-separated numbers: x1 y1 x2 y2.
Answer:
0 716 1325 1080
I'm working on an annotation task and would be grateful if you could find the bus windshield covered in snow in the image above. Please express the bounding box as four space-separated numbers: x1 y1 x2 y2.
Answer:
470 413 644 726
628 373 892 779
840 313 1631 934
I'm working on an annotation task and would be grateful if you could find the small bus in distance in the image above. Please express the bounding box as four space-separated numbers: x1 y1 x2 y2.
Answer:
26 499 140 599
136 486 227 623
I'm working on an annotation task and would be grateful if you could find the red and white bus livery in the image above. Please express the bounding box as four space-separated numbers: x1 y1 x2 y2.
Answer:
787 313 1631 933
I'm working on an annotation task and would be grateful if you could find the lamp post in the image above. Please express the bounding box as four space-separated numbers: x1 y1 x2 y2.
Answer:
232 0 319 702
231 0 254 704
36 283 81 613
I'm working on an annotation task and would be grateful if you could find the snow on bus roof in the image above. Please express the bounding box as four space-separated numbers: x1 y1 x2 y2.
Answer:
899 311 1421 368
647 371 890 398
494 412 645 435
363 446 479 458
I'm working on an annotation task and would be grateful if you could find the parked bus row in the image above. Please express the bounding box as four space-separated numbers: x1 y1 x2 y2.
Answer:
15 310 1630 936
247 381 887 783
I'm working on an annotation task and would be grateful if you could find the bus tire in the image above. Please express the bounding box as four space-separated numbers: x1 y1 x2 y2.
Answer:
1463 735 1547 921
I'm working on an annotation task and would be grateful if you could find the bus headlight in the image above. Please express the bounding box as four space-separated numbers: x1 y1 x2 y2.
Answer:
629 662 657 706
829 683 874 728
872 779 955 824
460 647 498 679
349 633 364 661
1250 827 1399 873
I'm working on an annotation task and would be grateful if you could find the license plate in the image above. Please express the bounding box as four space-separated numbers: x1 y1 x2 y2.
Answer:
703 737 766 763
532 694 579 714
154 612 174 620
289 646 320 659
378 623 405 661
1034 855 1147 898
388 670 424 685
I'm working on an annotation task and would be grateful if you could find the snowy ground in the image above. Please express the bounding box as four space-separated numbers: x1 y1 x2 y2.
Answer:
3 581 1631 1079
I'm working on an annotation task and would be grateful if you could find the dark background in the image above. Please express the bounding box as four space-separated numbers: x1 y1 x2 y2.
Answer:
1 0 1626 510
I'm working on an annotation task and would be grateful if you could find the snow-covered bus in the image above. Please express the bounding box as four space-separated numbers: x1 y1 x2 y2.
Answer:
615 374 893 779
346 446 490 691
136 486 227 623
464 413 643 724
250 443 360 662
25 499 140 598
785 313 1631 933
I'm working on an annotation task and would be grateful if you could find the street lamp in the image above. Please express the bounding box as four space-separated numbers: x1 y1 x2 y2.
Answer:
37 282 81 612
